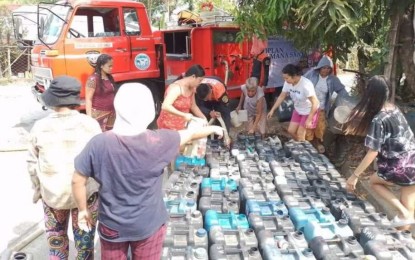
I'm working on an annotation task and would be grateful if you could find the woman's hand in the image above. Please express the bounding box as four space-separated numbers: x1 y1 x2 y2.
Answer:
77 209 93 232
267 110 274 119
346 174 359 193
305 118 313 129
184 113 194 122
235 105 241 114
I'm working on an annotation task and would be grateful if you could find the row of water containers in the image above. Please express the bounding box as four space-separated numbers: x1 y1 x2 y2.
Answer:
162 133 415 259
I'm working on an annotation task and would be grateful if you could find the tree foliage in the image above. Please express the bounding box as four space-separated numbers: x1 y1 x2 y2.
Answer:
235 0 412 63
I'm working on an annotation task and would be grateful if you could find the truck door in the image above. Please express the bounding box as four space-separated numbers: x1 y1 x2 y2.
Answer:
64 6 129 84
122 7 158 75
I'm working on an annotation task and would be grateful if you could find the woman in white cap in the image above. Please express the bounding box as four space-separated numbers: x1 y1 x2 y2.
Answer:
27 76 101 259
72 83 223 259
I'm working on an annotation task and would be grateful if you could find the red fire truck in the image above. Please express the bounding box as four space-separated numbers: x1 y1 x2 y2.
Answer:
13 0 256 113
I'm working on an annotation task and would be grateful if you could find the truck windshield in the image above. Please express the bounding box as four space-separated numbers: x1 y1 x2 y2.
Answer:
39 4 71 44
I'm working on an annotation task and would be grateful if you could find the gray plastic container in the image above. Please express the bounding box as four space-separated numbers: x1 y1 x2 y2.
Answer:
364 240 415 260
161 247 209 260
330 198 375 220
249 214 295 235
342 210 391 238
164 189 198 201
309 235 364 260
163 226 208 250
240 188 281 204
239 178 276 192
360 226 415 248
283 196 325 210
261 247 315 259
258 229 309 253
163 172 201 197
198 196 239 215
210 163 241 184
209 226 258 248
209 244 263 260
167 210 204 229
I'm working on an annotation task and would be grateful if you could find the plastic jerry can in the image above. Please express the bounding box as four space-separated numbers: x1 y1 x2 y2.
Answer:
161 247 209 260
239 178 276 192
342 210 391 238
175 155 206 169
360 226 415 249
240 188 281 205
210 166 241 183
258 229 309 253
167 210 204 229
289 207 335 232
209 226 258 249
309 235 365 260
163 226 208 250
261 247 315 260
303 218 353 242
163 172 201 195
165 199 197 214
204 210 249 232
201 178 238 196
269 160 286 177
198 197 239 215
283 196 326 210
329 198 375 220
209 244 262 260
164 189 198 201
203 189 240 202
248 214 295 235
9 252 34 260
245 200 288 217
363 240 415 260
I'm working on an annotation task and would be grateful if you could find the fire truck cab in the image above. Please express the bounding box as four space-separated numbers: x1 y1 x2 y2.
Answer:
16 0 164 110
13 0 255 112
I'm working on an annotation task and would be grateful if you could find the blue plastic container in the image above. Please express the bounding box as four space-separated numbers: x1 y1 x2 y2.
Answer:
165 199 197 214
204 210 249 232
303 218 353 242
201 178 238 194
289 207 335 232
246 200 288 217
175 155 206 169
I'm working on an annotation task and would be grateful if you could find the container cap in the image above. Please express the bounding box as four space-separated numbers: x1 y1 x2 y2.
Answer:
196 228 207 237
194 248 208 259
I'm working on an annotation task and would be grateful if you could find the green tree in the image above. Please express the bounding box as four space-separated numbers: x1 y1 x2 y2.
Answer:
235 0 415 99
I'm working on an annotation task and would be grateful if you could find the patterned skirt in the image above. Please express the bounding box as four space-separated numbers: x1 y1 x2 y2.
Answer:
377 151 415 186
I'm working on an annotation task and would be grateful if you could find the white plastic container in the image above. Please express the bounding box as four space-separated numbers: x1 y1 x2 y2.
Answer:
230 110 248 127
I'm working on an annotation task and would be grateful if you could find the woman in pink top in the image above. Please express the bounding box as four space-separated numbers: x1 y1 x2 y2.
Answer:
157 65 207 130
85 54 116 131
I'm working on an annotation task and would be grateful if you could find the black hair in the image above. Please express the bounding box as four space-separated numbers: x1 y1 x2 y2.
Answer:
345 75 391 135
94 54 115 92
175 64 206 81
196 83 211 100
282 64 302 77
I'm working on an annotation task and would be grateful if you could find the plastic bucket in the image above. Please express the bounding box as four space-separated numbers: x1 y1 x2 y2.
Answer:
230 110 248 127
